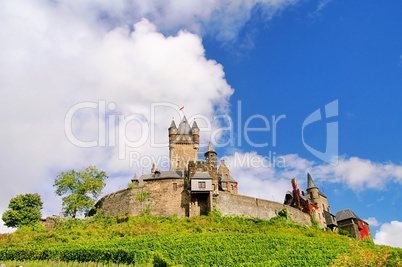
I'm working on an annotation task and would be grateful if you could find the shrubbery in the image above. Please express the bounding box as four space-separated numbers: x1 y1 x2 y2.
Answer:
1 213 401 266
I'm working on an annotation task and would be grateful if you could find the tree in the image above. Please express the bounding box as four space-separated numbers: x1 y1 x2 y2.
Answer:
2 193 43 228
54 165 108 218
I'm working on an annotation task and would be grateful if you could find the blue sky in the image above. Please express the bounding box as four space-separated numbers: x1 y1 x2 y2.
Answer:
0 0 401 247
204 0 402 245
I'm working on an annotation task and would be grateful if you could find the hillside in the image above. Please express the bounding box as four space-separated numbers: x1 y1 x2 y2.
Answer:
0 211 401 266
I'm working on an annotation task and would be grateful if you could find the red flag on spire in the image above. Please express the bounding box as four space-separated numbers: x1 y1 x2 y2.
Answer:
179 106 184 110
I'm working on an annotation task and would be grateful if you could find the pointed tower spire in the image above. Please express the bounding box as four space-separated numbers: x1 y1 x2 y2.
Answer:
177 116 191 134
192 120 199 129
131 172 139 184
206 141 215 153
307 172 317 190
169 119 177 129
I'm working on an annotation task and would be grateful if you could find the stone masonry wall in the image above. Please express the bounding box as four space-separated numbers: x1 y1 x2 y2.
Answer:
95 185 312 227
95 188 142 216
144 178 189 218
216 192 312 226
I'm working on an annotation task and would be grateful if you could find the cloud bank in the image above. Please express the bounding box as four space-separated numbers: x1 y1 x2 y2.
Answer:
0 0 237 232
374 221 402 248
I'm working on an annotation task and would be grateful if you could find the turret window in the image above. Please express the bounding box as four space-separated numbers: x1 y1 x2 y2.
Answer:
173 183 177 191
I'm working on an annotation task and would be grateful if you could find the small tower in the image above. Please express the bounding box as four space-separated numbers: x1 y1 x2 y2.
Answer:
131 173 139 187
204 142 217 170
192 121 199 144
306 173 331 228
306 173 319 203
168 119 178 143
204 141 218 190
169 116 199 170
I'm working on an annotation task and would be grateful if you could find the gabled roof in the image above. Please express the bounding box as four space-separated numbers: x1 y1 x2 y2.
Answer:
324 210 337 226
192 172 213 180
307 173 317 190
335 209 362 222
140 170 183 181
177 116 191 134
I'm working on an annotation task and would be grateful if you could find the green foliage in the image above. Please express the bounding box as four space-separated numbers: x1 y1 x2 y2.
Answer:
310 214 319 228
136 190 147 202
54 165 108 218
277 208 291 220
127 183 135 189
209 204 223 217
1 214 401 267
338 229 353 238
1 193 43 228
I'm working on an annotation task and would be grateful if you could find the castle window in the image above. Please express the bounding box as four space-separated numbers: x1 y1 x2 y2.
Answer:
231 184 234 191
322 204 325 210
177 161 180 168
173 183 177 191
210 165 213 170
222 182 227 189
134 181 139 187
225 174 228 180
198 182 206 189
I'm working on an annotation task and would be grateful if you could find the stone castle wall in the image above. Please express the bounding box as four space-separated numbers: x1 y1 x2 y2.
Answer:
95 187 311 227
145 178 189 218
216 192 312 226
94 178 190 218
94 188 142 216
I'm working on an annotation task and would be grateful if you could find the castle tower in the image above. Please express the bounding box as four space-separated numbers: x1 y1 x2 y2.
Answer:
306 173 331 228
204 141 218 191
169 116 199 170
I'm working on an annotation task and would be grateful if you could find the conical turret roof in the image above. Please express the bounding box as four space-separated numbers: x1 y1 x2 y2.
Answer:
169 119 177 129
205 141 216 154
177 116 191 134
132 173 138 182
192 121 199 129
307 172 317 190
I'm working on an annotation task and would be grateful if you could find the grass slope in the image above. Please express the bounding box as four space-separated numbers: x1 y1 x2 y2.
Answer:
0 211 401 266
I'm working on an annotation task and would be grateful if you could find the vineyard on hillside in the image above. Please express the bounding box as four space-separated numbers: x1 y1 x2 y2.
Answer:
0 212 401 266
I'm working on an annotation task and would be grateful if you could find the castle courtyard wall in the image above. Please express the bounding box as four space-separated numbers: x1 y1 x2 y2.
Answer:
216 192 312 226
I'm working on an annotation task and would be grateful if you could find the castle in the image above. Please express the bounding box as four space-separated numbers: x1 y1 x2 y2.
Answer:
92 116 371 240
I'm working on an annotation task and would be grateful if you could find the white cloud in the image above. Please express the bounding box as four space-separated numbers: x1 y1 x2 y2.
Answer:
222 152 289 202
310 0 333 16
365 217 380 227
374 221 402 248
0 1 235 231
220 152 402 203
23 0 300 42
314 157 402 190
